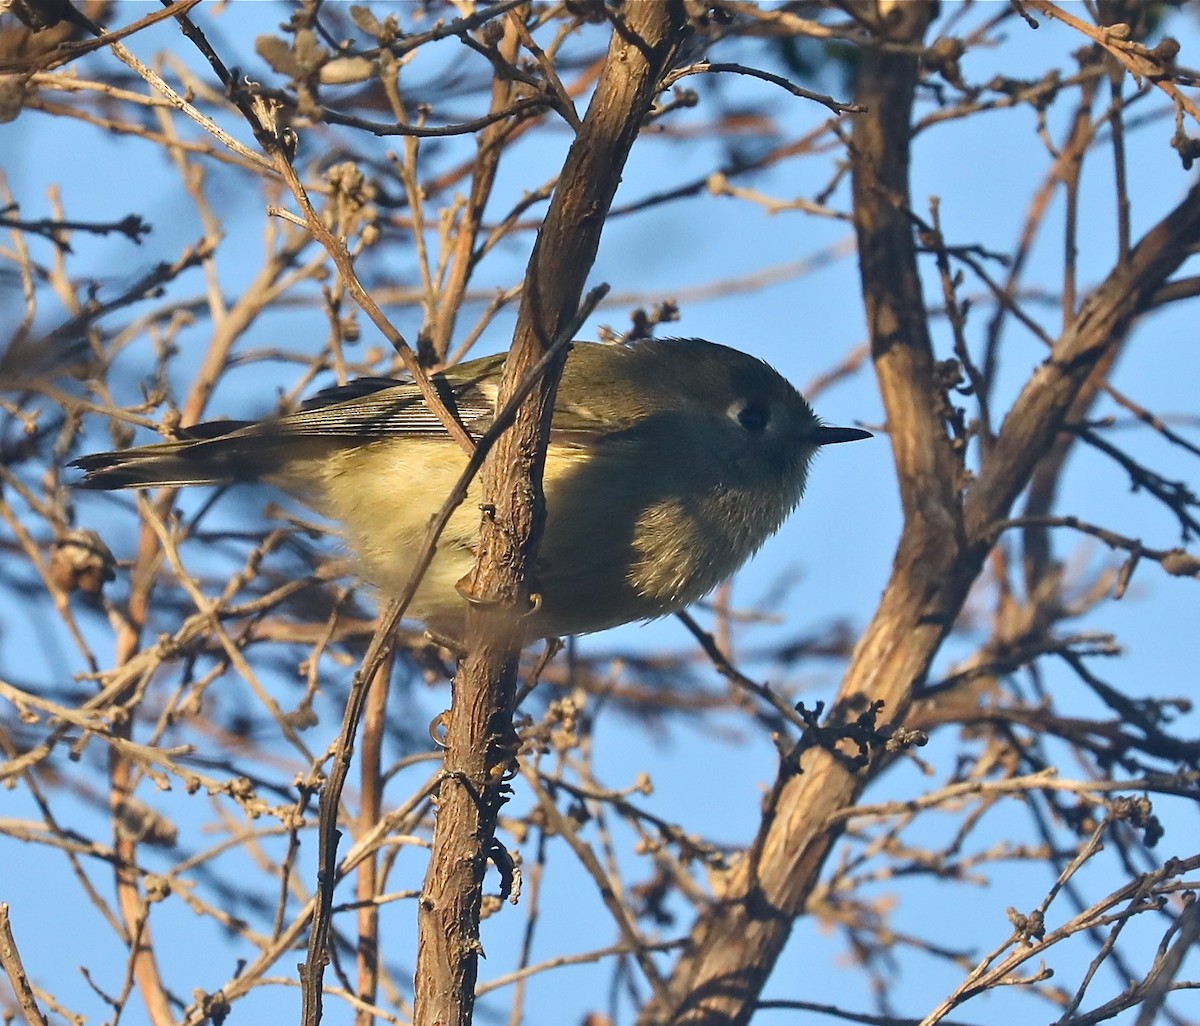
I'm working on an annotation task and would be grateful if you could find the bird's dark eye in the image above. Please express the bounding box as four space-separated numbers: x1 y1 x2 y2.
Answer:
736 401 771 432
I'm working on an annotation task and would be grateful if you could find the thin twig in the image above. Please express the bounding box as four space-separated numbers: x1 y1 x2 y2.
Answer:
0 904 50 1026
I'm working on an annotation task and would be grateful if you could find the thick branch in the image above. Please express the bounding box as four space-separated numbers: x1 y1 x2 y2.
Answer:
640 6 944 1022
641 3 1200 1023
412 6 688 1026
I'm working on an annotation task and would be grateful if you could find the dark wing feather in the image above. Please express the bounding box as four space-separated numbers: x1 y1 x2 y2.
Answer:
298 377 404 410
270 362 501 440
176 419 256 441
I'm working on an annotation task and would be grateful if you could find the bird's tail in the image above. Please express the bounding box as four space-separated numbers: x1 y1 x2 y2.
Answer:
71 422 282 490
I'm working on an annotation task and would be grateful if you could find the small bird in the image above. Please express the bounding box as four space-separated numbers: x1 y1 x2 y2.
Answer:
73 338 870 639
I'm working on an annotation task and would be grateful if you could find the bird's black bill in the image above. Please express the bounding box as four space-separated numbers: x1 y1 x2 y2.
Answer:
816 425 872 445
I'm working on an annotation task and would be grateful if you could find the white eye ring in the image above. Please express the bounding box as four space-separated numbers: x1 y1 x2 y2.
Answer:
729 399 771 433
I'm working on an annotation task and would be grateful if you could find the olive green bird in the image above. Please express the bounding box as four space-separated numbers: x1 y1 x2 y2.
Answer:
73 338 870 639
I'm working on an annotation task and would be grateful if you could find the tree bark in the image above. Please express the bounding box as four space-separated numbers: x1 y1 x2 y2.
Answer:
412 5 689 1026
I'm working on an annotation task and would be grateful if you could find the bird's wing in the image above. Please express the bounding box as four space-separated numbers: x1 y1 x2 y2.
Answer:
269 362 502 440
286 362 622 445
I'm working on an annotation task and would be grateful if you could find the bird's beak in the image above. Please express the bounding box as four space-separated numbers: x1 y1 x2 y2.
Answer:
815 425 872 445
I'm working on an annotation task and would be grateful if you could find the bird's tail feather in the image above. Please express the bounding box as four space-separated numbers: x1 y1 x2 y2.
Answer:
71 429 284 490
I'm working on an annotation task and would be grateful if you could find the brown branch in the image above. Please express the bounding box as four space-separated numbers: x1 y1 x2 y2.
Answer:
300 603 400 1026
0 904 50 1026
317 95 551 138
641 1 1200 1022
267 150 477 456
522 768 670 1002
411 6 688 1026
353 652 392 1026
662 61 866 116
1023 1 1200 125
1129 895 1200 1026
674 609 810 735
0 0 204 74
507 8 583 132
428 11 527 362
